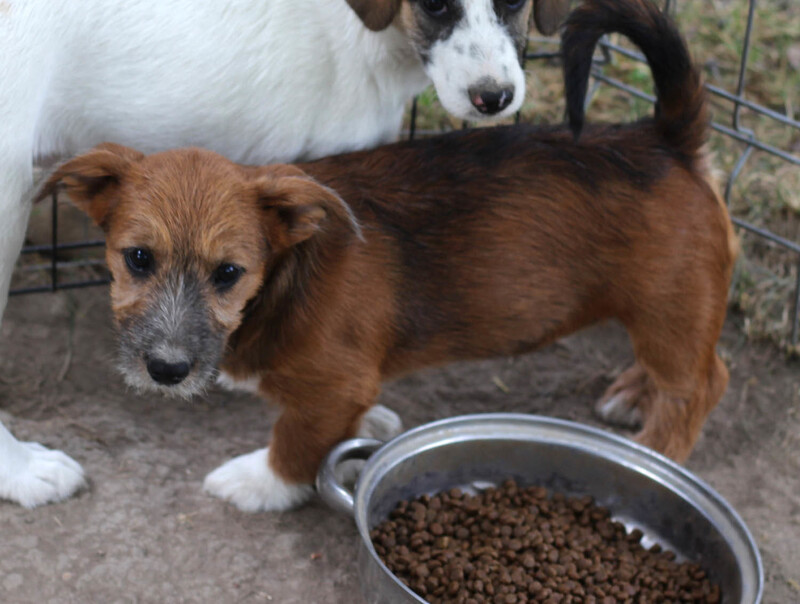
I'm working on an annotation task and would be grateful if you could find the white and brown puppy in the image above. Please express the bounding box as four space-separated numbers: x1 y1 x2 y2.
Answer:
0 0 570 508
40 0 735 513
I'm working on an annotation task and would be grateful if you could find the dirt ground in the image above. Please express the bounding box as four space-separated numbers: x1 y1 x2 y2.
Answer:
0 287 798 604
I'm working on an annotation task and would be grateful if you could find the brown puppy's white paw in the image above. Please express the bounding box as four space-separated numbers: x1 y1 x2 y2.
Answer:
357 404 403 441
595 364 651 429
334 405 404 487
203 448 312 512
595 391 643 428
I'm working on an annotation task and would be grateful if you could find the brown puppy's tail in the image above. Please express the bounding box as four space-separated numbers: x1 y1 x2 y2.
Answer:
562 0 708 161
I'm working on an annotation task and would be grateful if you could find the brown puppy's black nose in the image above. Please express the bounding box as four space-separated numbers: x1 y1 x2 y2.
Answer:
147 358 190 385
469 86 514 115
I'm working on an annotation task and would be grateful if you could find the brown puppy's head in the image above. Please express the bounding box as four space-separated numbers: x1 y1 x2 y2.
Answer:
38 144 358 398
345 0 571 120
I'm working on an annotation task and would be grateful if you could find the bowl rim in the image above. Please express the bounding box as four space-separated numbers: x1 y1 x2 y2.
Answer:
352 413 764 604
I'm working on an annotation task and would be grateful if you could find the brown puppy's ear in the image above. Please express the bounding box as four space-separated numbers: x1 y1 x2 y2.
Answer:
533 0 571 35
35 143 144 228
252 169 362 253
344 0 403 31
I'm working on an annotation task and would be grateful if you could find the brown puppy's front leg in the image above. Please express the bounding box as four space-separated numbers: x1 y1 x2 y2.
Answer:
269 403 373 486
203 378 397 512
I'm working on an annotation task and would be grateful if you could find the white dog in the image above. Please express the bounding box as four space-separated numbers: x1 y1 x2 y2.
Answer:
0 0 568 508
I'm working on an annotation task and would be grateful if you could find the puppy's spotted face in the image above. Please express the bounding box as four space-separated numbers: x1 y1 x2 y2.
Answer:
40 144 355 398
402 0 532 119
347 0 572 120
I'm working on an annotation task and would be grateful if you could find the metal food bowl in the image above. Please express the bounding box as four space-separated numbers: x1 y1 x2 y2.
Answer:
317 414 762 604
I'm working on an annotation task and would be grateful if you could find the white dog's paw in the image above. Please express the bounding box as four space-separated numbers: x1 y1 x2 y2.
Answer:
203 448 313 512
595 391 643 428
0 441 86 508
357 405 403 441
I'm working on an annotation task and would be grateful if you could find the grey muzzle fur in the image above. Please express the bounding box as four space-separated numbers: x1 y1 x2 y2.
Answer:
116 272 225 399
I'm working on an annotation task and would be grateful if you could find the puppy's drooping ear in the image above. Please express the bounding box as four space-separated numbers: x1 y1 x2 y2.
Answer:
345 0 402 31
35 143 144 228
252 168 362 253
533 0 572 35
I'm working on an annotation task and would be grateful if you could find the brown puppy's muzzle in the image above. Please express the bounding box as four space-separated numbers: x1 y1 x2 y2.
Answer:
116 272 226 399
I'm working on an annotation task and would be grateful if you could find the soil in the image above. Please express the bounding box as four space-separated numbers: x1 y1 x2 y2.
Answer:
0 287 798 604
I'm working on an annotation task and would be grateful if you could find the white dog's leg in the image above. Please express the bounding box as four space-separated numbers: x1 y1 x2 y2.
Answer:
0 421 86 508
0 154 34 322
203 448 313 512
0 146 86 506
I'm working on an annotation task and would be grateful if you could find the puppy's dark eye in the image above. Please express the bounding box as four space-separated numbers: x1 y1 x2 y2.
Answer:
501 0 526 10
213 263 244 291
421 0 448 17
124 248 154 276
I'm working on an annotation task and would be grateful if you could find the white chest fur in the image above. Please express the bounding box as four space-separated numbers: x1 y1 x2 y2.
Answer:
216 372 262 395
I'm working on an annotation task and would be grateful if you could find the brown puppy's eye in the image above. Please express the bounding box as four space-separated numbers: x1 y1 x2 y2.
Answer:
421 0 447 17
502 0 526 10
124 247 154 277
212 263 244 291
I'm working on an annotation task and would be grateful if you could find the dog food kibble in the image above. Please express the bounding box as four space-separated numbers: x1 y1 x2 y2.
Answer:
370 480 721 604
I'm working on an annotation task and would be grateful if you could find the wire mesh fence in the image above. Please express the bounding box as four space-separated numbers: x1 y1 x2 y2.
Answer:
10 0 800 346
563 0 800 346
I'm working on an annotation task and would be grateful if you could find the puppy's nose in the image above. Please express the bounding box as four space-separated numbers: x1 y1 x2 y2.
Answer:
146 358 190 385
469 86 514 115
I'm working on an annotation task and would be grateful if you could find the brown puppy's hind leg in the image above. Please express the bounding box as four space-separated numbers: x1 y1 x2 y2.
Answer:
632 352 728 462
598 346 728 463
605 294 730 463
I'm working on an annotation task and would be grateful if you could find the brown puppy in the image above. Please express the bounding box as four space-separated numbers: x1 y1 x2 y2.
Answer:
39 0 735 511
